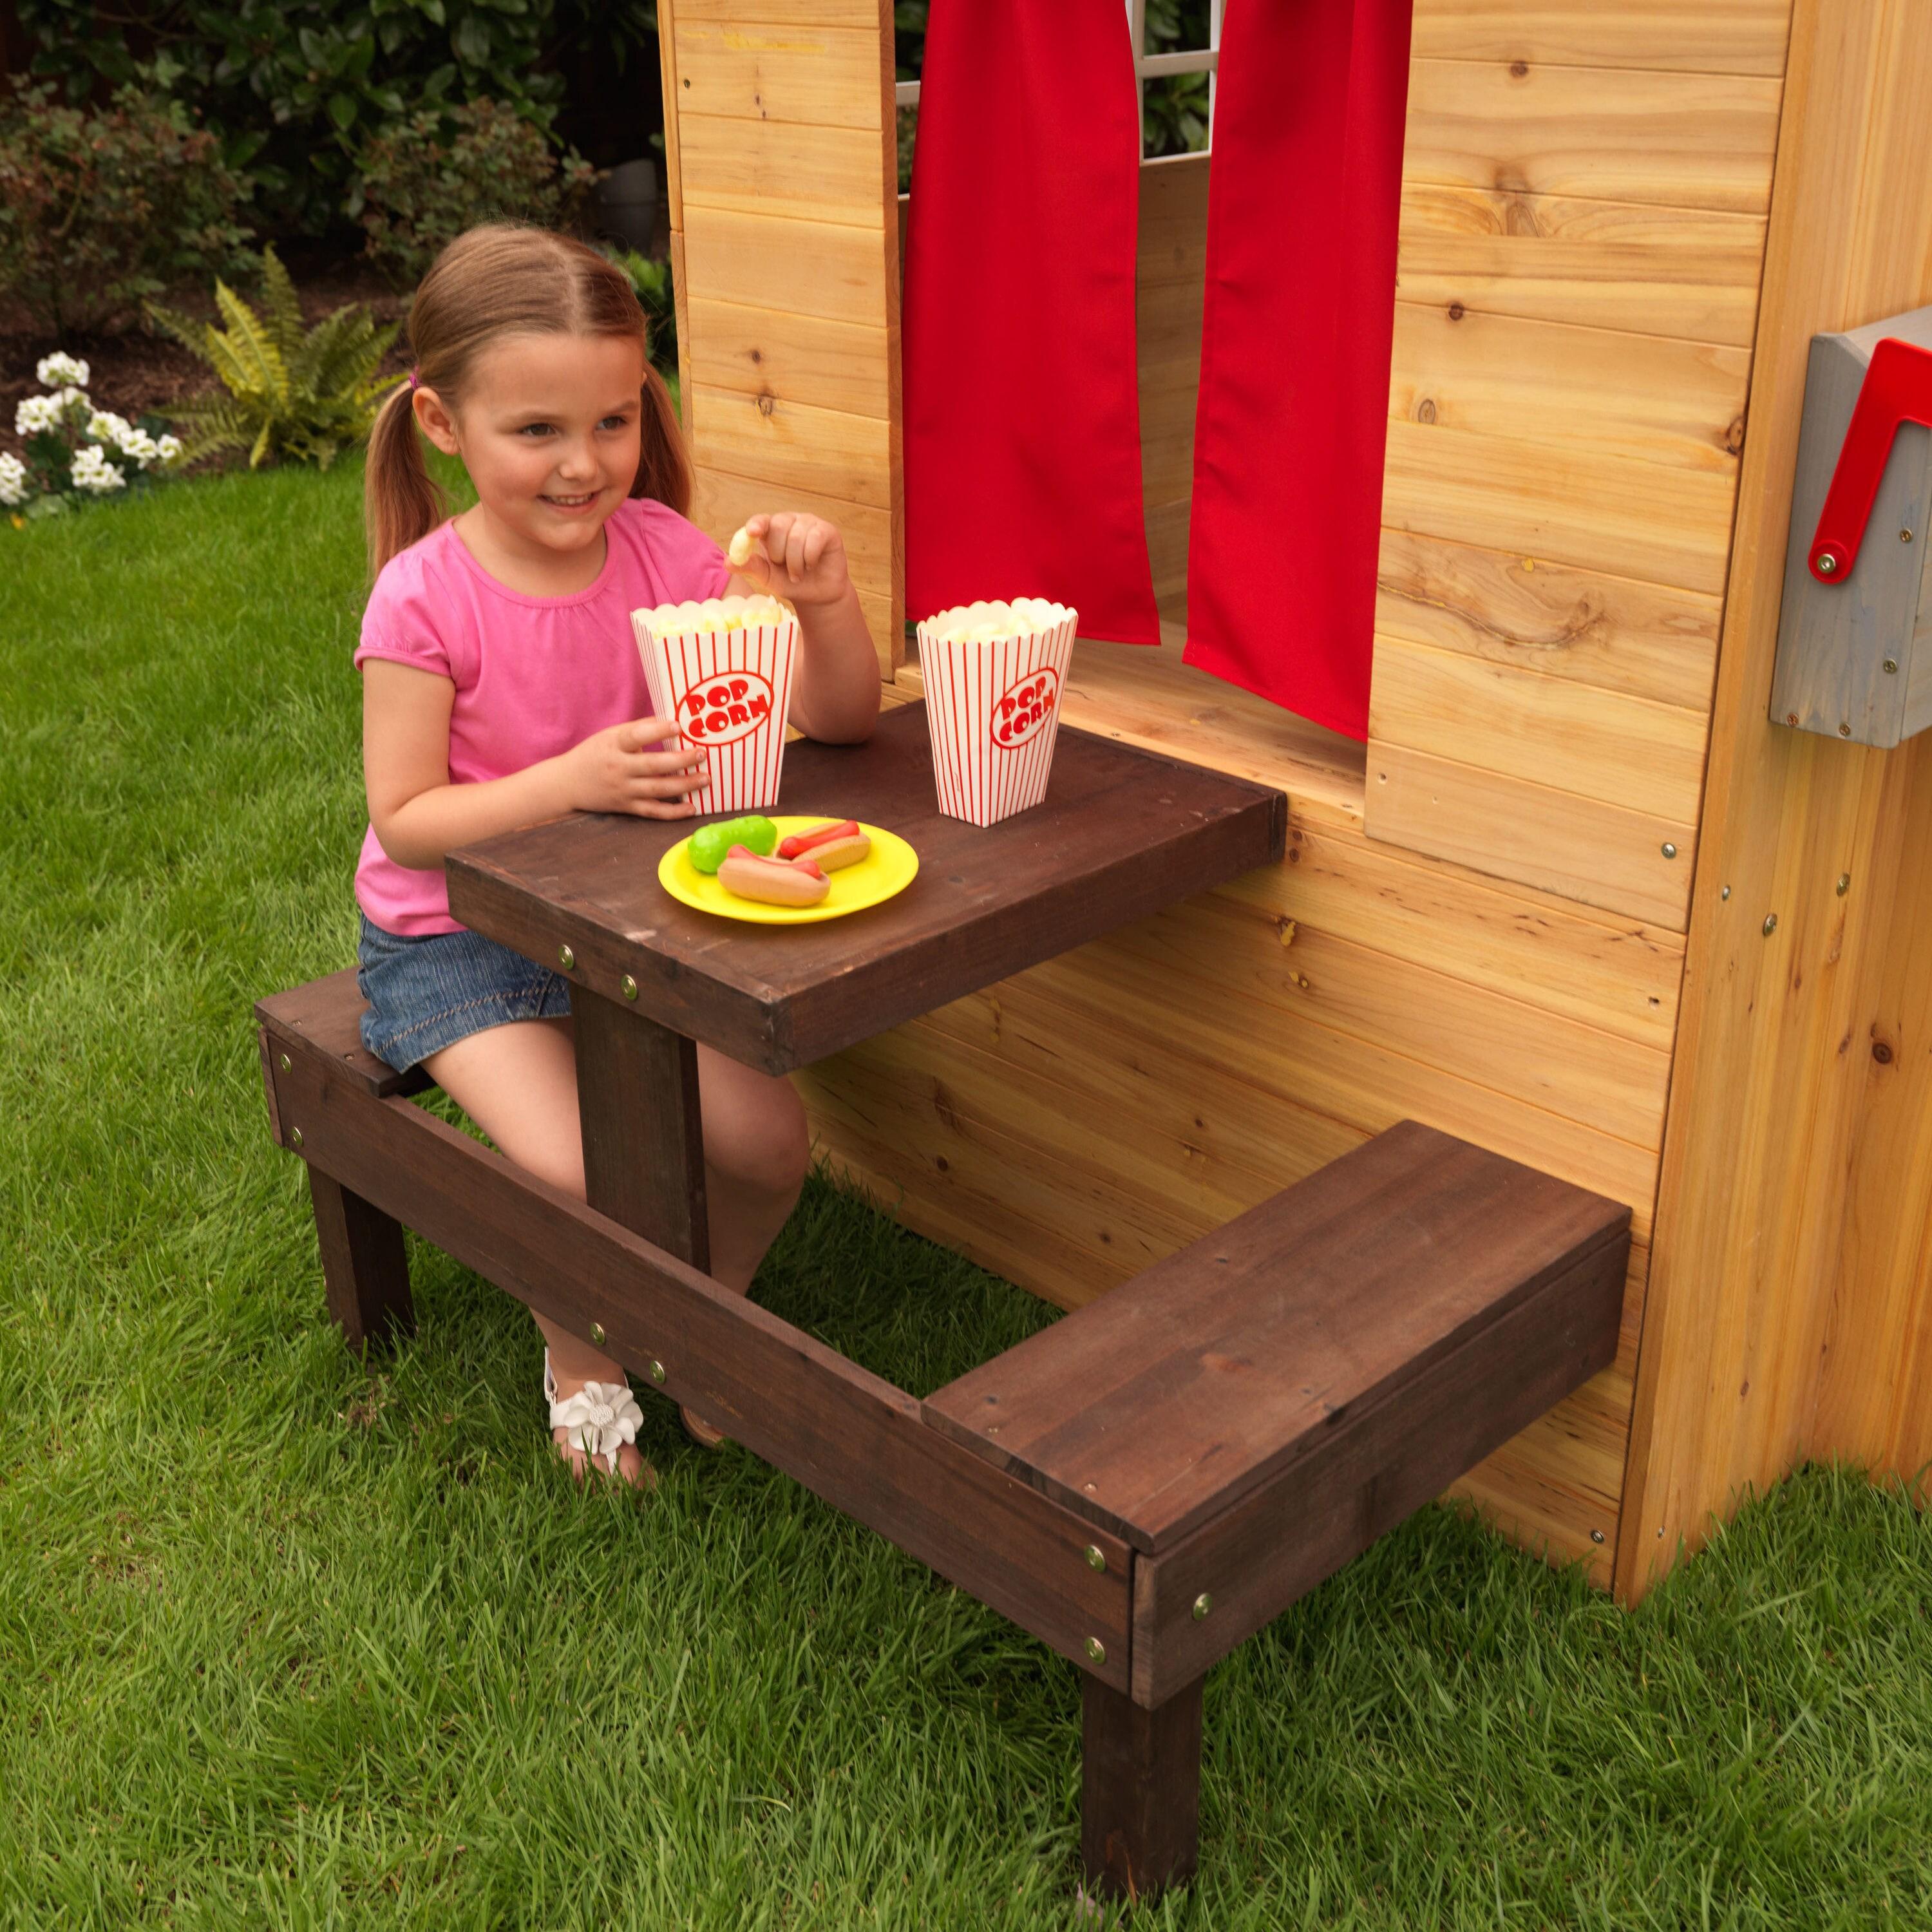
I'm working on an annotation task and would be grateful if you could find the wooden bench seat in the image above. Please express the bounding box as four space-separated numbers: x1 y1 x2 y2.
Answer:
257 968 431 1101
925 1120 1630 1705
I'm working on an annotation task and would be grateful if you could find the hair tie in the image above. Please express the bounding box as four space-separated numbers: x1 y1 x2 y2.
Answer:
407 369 421 390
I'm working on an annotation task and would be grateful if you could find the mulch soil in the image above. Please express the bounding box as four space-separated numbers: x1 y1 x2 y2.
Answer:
0 247 412 464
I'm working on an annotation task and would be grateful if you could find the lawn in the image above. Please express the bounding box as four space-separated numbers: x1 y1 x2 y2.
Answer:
2 464 1929 1930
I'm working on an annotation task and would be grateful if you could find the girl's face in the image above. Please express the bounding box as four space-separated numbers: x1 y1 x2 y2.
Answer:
415 332 645 560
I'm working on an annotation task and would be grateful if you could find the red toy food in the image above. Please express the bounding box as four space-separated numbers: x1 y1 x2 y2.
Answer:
778 819 871 870
717 845 830 907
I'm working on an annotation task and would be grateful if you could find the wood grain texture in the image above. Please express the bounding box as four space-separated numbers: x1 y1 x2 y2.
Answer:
685 298 892 420
685 380 893 508
1370 632 1711 822
256 971 430 1100
1376 529 1723 714
678 111 887 227
1403 58 1781 214
674 19 882 129
682 206 887 327
1408 0 1792 73
1083 1676 1203 1901
307 1167 415 1354
1388 301 1751 475
1369 743 1696 929
1620 0 1932 1604
267 1045 1137 1685
1396 184 1769 346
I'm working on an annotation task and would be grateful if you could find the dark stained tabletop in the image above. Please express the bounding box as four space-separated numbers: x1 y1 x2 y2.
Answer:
446 703 1285 1074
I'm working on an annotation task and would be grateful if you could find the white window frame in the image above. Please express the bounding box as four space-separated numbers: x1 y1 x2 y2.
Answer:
894 0 1222 153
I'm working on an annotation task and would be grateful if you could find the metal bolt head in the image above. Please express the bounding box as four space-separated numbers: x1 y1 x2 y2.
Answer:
289 1126 303 1149
1661 842 1678 859
1884 658 1900 674
1837 874 1852 896
1903 528 1916 543
1721 886 1732 900
588 1320 605 1347
1590 1529 1606 1545
558 943 575 971
649 1359 666 1384
1192 1592 1213 1622
1817 551 1839 574
1084 1544 1107 1574
1763 914 1778 936
1084 1636 1107 1664
278 1051 292 1073
621 973 638 1001
1839 723 1853 737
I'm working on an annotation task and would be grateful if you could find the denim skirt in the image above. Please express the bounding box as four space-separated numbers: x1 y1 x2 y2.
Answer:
356 911 574 1072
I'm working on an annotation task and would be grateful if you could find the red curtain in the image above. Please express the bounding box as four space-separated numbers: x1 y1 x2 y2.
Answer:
903 0 1161 645
1184 1 1415 739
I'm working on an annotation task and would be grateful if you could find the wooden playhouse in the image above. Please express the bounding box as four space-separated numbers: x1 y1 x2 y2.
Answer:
652 0 1932 1604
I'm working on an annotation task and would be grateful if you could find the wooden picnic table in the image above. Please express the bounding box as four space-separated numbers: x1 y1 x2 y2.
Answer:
258 702 1627 1900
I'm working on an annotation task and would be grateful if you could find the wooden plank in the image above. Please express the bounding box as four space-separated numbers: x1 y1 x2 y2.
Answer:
1128 1232 1625 1703
1375 527 1724 714
658 0 684 229
257 971 430 1101
1389 301 1751 476
927 1122 1630 1553
447 709 1285 1077
1144 500 1189 600
1397 184 1769 347
668 230 694 418
1369 632 1711 822
1407 0 1792 75
308 1168 415 1354
685 296 892 420
679 0 883 25
685 380 892 510
679 111 887 229
1381 415 1741 595
574 991 710 1271
692 465 893 585
1367 742 1695 929
1620 0 1932 1604
673 20 882 131
270 1046 1136 1684
682 205 886 325
1083 1676 1203 1900
1403 59 1782 215
1218 817 1687 1055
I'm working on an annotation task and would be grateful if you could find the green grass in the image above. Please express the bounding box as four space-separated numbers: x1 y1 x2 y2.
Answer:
3 466 1931 1929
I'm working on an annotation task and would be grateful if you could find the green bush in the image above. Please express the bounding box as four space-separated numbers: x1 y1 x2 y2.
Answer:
607 247 677 376
13 0 658 238
147 245 401 469
0 82 253 335
356 99 595 288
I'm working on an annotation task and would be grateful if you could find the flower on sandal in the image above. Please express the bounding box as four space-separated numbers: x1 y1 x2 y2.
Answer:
549 1378 645 1473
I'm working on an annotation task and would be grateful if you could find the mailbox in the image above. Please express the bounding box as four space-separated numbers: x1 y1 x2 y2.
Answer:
1771 304 1932 746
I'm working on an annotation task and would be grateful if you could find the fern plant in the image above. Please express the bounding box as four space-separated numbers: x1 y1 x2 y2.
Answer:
146 247 402 470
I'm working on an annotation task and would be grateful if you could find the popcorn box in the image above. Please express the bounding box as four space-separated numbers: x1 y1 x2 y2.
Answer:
915 600 1078 828
631 596 799 813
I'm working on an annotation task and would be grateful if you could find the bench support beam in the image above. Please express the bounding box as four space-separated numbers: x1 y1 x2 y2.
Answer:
1081 1673 1204 1901
309 1168 414 1354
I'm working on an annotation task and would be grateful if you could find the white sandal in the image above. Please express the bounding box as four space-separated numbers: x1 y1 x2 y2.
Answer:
544 1350 647 1477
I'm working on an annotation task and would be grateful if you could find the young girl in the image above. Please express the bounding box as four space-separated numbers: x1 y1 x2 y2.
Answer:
355 223 880 1488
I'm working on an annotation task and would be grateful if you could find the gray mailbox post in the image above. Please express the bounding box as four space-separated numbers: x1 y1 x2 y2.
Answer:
1770 304 1932 748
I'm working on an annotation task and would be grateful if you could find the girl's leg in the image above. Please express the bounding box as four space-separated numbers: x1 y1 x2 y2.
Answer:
421 1015 810 1472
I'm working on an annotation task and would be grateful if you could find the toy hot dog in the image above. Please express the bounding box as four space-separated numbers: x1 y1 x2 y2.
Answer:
777 819 871 870
717 846 830 907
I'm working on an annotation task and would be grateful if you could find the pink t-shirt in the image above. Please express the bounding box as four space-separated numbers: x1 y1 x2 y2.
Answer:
354 497 730 935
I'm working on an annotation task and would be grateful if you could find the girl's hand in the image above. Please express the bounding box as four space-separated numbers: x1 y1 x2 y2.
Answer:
730 513 851 608
560 717 710 818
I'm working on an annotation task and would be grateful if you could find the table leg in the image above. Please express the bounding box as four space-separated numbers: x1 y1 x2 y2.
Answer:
1081 1673 1204 1902
573 987 710 1271
309 1168 415 1353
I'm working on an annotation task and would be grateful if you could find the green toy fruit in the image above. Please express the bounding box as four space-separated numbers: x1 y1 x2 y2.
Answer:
688 814 779 874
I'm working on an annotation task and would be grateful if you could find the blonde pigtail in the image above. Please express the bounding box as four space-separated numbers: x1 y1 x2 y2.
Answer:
365 384 448 575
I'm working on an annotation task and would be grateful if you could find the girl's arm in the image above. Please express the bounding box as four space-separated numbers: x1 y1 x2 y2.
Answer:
363 660 710 872
730 513 880 744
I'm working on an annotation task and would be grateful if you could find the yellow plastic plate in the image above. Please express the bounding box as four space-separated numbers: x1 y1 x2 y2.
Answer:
658 816 919 925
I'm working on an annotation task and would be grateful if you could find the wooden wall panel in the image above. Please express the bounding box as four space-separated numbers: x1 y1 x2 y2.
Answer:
1137 156 1208 609
665 1 902 671
1408 1 1791 74
1620 0 1932 1602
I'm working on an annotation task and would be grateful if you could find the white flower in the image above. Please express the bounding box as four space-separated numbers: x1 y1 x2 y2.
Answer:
87 409 132 446
155 433 182 466
70 444 127 494
15 394 62 437
0 453 26 508
547 1377 644 1473
36 352 90 389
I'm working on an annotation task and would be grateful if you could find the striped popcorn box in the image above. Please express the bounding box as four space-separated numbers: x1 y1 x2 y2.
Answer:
915 599 1078 828
630 595 799 814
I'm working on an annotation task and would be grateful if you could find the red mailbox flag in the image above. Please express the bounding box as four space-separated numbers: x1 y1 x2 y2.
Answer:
1184 0 1415 738
904 0 1161 644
